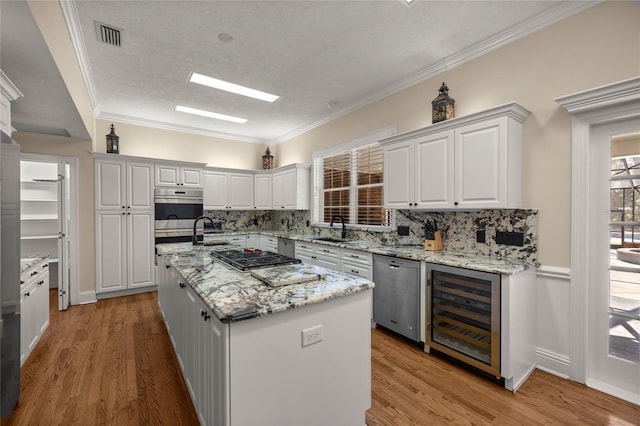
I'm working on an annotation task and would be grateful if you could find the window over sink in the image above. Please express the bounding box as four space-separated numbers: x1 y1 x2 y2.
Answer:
312 127 395 230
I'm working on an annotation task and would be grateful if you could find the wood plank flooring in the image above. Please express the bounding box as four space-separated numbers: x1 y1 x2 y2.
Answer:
2 290 639 425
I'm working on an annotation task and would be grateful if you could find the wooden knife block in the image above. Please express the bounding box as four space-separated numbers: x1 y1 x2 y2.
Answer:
424 231 443 251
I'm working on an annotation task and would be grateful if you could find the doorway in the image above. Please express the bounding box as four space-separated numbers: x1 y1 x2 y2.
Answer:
19 154 77 311
588 123 640 403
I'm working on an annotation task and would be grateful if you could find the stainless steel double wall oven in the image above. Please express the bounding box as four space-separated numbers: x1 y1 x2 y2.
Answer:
154 188 205 243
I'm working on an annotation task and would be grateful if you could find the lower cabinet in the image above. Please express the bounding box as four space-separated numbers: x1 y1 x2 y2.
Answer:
20 257 50 366
157 257 229 426
294 241 341 270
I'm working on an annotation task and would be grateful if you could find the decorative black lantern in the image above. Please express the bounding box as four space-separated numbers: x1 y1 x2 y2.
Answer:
431 82 455 124
106 124 120 154
262 147 274 170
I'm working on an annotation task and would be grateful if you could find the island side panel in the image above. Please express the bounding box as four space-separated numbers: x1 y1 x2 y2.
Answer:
229 289 372 426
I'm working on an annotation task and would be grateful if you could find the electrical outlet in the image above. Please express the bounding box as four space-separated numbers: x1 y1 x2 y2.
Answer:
397 226 410 236
302 325 323 347
495 231 524 246
477 230 486 243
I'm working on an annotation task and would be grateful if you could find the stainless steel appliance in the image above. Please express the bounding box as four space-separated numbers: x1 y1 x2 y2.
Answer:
1 140 21 417
154 188 223 244
277 237 295 258
211 249 301 271
426 263 500 378
372 255 421 342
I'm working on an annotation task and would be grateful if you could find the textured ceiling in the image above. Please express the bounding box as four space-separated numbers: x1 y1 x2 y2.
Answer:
2 0 594 144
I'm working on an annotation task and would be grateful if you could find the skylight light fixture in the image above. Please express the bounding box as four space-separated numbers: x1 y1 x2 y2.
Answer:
175 105 247 124
189 72 280 103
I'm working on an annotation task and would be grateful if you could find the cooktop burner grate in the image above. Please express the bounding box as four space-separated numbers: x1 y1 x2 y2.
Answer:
210 249 301 271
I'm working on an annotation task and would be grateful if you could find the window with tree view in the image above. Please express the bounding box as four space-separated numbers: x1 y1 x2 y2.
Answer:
314 138 392 229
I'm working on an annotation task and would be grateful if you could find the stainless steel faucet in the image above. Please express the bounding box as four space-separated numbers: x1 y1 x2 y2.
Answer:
193 215 214 245
330 215 347 239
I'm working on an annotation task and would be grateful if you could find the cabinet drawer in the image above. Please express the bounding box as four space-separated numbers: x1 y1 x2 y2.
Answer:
341 249 372 266
315 245 340 258
294 243 315 257
342 261 372 280
21 259 49 286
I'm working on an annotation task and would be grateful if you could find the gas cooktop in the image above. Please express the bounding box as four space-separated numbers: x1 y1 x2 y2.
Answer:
210 249 301 271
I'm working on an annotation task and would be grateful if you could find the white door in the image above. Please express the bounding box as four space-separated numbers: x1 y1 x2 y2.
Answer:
127 212 155 288
588 119 640 404
383 140 414 209
57 162 70 310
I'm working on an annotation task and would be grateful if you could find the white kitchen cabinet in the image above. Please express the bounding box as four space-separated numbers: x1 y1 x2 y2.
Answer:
294 241 341 270
272 164 310 210
381 102 529 210
155 162 203 187
94 156 155 293
20 257 49 366
259 235 278 252
341 248 373 280
253 171 272 209
203 169 254 210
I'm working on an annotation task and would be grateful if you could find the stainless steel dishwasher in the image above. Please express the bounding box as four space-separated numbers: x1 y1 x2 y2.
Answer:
372 255 421 342
277 237 295 257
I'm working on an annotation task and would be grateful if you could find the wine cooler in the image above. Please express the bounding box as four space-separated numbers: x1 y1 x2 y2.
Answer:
426 263 501 378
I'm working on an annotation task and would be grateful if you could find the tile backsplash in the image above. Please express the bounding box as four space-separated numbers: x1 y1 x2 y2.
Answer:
204 208 538 264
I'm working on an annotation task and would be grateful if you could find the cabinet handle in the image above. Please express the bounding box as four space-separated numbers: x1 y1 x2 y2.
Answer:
38 280 44 285
122 212 125 215
179 282 185 289
350 254 359 258
20 280 24 285
25 292 30 297
351 269 359 274
322 249 331 253
454 201 459 206
311 255 317 259
43 264 49 268
200 309 206 317
203 312 211 321
122 206 125 209
165 264 170 269
31 271 38 276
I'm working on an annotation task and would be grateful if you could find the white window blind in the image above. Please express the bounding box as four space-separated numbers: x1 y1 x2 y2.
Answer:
312 127 395 229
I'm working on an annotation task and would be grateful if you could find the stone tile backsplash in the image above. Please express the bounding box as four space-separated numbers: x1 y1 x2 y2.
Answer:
204 208 538 264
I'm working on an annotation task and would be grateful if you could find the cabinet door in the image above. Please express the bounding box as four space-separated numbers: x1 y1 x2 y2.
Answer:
455 117 507 208
95 159 125 210
36 265 49 334
181 167 203 187
127 162 154 210
229 173 254 209
383 140 414 209
272 171 285 209
203 171 229 209
280 169 297 209
155 164 180 187
254 173 272 209
414 130 455 209
127 212 155 288
95 211 126 292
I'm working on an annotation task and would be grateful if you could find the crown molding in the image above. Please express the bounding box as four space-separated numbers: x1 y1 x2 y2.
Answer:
60 0 97 109
97 112 266 144
0 69 24 101
272 0 599 145
554 76 640 115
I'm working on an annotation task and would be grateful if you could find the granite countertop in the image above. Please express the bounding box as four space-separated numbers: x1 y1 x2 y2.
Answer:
259 231 536 275
20 254 50 274
156 243 374 324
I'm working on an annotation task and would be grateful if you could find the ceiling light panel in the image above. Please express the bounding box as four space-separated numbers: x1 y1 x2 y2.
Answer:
175 105 247 124
189 72 280 103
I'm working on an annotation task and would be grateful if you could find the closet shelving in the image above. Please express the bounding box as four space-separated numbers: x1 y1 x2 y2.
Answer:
20 161 59 284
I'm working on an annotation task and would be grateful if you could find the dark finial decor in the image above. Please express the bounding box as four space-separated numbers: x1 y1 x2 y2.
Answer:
262 147 274 170
106 124 120 154
431 82 455 124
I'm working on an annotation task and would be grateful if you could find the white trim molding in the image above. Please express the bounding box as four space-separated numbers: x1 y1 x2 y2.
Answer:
78 290 97 305
0 69 24 101
555 77 640 385
536 265 570 281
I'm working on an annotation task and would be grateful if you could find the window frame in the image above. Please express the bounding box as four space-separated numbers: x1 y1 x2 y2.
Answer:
311 126 396 231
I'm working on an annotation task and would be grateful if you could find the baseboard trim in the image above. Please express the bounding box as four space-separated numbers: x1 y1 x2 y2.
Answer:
536 347 571 379
78 290 97 305
96 285 157 300
586 378 640 406
536 265 571 280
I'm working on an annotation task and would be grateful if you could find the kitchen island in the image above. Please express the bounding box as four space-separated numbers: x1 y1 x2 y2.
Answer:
155 242 374 426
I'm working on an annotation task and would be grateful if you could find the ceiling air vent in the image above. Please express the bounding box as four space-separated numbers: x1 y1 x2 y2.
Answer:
95 21 123 47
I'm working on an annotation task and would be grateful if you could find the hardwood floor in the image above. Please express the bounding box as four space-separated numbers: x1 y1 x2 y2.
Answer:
2 291 639 425
367 328 640 426
2 290 198 426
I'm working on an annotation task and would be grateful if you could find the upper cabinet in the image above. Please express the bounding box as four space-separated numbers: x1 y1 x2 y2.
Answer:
95 158 154 210
272 164 310 210
380 103 530 210
253 171 273 210
203 169 254 210
155 162 203 187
